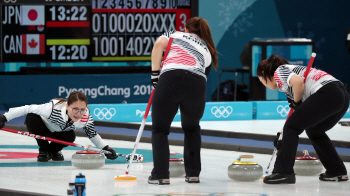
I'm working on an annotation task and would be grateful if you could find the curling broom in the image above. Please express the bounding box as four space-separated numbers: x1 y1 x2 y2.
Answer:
114 89 154 180
114 36 174 180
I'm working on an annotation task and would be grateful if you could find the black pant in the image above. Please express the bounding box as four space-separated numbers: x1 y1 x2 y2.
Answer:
273 82 349 175
151 70 207 179
25 113 76 153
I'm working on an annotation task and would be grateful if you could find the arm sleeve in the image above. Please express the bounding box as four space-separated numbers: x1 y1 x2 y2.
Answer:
3 102 53 121
274 65 294 92
83 113 108 149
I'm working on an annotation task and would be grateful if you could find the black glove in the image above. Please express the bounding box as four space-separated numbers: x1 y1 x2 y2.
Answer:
151 70 160 88
102 145 118 160
0 114 7 129
289 100 302 110
273 132 282 150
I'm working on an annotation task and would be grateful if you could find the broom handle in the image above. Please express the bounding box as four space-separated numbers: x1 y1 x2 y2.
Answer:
125 89 154 174
1 127 116 155
125 37 174 174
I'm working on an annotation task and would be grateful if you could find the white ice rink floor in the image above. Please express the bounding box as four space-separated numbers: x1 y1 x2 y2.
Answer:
0 119 350 196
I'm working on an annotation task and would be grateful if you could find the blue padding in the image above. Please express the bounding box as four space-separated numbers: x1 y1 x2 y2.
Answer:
89 102 253 122
3 100 350 122
202 102 253 121
90 104 155 123
253 101 290 119
253 101 350 120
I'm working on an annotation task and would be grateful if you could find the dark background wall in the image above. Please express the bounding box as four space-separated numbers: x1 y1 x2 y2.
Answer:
1 0 350 107
202 0 350 101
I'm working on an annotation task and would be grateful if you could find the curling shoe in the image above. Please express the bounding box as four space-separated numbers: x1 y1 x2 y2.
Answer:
263 173 295 184
185 176 200 183
148 176 170 185
37 151 52 162
51 151 64 161
319 173 348 182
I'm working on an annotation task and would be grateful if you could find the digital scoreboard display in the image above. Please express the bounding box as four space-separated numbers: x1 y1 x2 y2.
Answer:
1 0 194 63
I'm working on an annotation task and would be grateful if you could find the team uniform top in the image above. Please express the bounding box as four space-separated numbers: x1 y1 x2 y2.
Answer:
3 99 107 149
159 30 212 79
274 65 339 101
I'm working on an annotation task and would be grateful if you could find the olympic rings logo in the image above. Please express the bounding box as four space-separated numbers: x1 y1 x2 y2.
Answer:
211 106 233 118
4 0 17 3
277 105 290 117
93 108 116 120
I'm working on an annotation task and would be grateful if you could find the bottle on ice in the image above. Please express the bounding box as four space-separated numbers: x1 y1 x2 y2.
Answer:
74 173 86 196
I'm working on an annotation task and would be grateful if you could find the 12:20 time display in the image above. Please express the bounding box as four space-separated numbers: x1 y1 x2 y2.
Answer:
49 45 88 60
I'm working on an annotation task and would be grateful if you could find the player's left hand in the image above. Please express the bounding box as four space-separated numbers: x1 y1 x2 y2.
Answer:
103 145 118 160
273 132 282 150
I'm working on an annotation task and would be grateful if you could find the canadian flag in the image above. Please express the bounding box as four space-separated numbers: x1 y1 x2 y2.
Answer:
21 34 45 55
20 5 45 26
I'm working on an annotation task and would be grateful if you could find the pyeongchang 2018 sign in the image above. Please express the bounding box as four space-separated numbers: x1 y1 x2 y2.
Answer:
89 102 253 122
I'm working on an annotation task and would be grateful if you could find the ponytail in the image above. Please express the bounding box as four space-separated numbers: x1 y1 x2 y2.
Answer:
186 17 218 70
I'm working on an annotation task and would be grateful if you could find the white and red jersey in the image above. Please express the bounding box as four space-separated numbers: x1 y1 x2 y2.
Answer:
274 65 339 101
3 99 107 149
159 30 212 79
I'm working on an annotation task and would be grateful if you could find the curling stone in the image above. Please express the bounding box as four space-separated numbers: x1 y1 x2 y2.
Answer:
169 158 185 177
227 155 263 181
294 150 323 176
71 149 105 169
168 151 185 177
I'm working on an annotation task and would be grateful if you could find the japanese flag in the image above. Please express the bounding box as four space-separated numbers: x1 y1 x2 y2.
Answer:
21 34 45 55
20 5 45 26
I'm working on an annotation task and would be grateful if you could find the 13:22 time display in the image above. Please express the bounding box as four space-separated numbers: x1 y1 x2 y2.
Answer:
49 6 88 21
49 45 88 61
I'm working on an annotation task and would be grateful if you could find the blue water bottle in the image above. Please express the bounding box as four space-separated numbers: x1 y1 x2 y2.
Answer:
74 173 86 196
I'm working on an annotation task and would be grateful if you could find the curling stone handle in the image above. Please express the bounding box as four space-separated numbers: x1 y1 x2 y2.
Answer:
239 155 254 159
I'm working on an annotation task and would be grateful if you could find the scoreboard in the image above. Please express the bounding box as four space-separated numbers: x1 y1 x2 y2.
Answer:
1 0 195 63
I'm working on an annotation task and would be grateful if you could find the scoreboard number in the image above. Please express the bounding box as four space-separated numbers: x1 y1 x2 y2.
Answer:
92 0 191 61
50 45 88 60
49 6 88 21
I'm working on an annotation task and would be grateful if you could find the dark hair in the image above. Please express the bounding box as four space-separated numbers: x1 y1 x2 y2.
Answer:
185 16 218 70
257 54 289 83
55 91 88 106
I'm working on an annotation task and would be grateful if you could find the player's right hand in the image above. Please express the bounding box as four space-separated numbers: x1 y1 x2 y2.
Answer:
151 70 160 88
